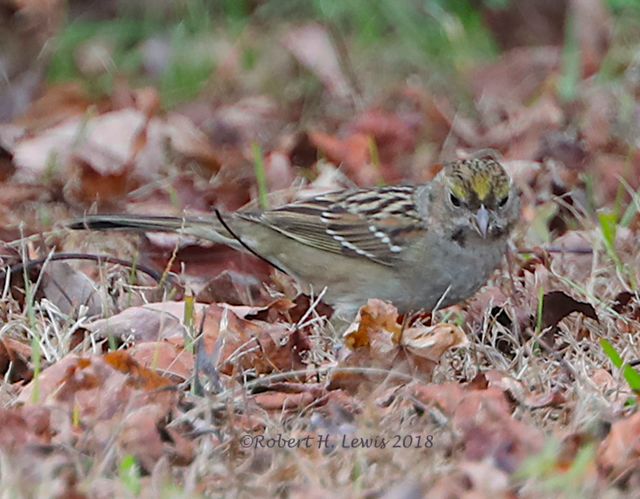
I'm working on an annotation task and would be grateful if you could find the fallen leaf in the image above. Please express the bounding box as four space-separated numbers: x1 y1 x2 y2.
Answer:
343 299 401 349
202 303 306 377
332 301 466 391
15 82 95 130
127 340 194 382
571 0 612 77
310 130 377 186
429 461 510 498
401 323 467 361
41 261 102 316
103 350 174 391
118 404 194 472
0 337 32 383
254 384 326 411
541 290 599 336
0 407 52 451
85 301 209 343
194 269 265 305
165 112 221 173
282 23 352 98
597 412 640 478
18 352 176 413
471 46 561 105
415 383 543 473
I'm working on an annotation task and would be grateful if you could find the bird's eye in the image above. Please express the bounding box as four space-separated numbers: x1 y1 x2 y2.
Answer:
449 192 462 207
498 194 509 208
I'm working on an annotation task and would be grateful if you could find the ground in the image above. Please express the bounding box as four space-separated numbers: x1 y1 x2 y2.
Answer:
0 0 640 497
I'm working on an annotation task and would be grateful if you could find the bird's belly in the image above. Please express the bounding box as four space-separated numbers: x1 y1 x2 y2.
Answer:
264 232 505 316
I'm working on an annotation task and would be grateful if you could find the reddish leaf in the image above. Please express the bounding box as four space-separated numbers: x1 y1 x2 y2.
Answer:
541 290 598 331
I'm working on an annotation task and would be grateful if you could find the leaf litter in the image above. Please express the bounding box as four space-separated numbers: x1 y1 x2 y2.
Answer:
1 0 640 496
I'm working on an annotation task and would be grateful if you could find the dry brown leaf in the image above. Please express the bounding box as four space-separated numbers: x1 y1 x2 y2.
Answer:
471 46 561 105
9 107 221 206
309 131 378 186
194 270 268 306
102 350 174 391
0 407 52 451
343 299 401 349
541 290 598 335
401 323 467 361
571 0 612 77
85 301 208 343
254 387 324 412
41 261 102 316
18 352 176 414
118 404 194 472
0 337 32 383
201 303 305 376
479 369 566 409
165 112 221 173
282 23 352 98
597 412 640 478
333 301 466 391
428 461 510 498
14 82 96 129
127 340 194 382
24 109 146 178
415 382 543 473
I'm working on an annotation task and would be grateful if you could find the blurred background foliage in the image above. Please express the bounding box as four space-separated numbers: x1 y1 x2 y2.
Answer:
38 0 637 107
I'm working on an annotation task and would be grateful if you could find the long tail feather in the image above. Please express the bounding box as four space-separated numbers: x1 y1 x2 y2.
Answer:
68 214 239 247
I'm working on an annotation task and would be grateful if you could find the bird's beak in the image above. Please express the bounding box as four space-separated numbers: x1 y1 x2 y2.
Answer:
475 205 490 239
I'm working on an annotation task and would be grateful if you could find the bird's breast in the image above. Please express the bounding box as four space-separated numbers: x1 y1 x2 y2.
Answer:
398 235 506 312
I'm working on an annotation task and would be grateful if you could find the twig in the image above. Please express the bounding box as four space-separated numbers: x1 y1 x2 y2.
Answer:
1 252 175 288
518 246 594 255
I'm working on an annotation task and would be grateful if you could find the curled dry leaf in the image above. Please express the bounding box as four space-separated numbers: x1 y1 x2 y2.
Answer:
200 303 306 377
12 109 149 182
343 299 401 349
165 113 221 173
9 107 221 206
470 46 561 105
434 94 562 150
12 351 187 468
476 370 566 409
332 300 467 391
401 323 467 361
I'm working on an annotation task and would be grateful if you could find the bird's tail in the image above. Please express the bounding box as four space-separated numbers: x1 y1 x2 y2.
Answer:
68 213 241 248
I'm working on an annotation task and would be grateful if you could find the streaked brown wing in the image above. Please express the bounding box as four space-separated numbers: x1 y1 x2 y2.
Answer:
240 186 424 266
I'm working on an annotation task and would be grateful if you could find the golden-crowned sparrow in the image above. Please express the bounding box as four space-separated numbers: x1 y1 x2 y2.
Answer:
69 158 520 318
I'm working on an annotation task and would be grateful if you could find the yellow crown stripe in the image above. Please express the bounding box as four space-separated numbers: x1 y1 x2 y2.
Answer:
471 174 492 201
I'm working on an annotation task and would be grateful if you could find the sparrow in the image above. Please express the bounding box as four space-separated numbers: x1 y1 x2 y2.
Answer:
69 158 520 319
